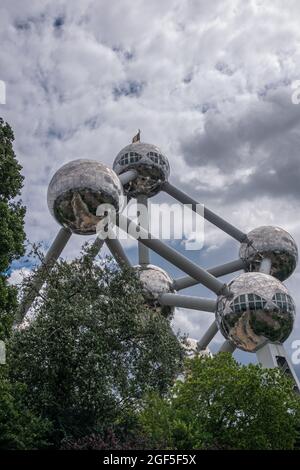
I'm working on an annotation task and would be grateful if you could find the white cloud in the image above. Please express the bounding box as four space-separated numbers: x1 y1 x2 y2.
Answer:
8 268 32 285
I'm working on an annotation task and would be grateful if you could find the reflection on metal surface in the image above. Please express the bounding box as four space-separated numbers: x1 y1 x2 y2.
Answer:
216 272 295 352
47 159 124 235
240 226 298 281
113 142 170 197
135 264 175 317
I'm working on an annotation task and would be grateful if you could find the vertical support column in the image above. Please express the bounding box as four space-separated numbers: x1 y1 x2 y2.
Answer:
256 343 300 391
256 257 300 391
43 227 72 265
137 194 150 266
259 257 272 274
106 231 132 268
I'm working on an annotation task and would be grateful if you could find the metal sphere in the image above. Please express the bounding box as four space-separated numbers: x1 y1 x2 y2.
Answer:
216 272 295 352
240 226 298 281
113 142 170 198
47 159 124 235
135 264 175 316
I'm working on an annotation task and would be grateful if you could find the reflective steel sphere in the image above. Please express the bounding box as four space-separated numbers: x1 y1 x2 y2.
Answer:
135 264 175 316
216 272 295 352
240 226 298 281
113 142 170 197
47 159 124 235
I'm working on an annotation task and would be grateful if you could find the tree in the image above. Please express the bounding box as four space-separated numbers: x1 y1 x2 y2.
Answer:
0 118 50 449
140 353 300 450
0 377 50 449
0 117 26 341
9 252 184 446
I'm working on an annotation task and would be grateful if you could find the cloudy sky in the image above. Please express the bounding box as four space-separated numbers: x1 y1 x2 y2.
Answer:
1 0 300 369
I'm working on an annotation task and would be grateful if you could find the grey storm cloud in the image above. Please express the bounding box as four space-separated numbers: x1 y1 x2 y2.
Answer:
180 86 300 202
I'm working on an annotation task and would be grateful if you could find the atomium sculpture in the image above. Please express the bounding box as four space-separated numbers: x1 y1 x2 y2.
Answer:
20 132 300 390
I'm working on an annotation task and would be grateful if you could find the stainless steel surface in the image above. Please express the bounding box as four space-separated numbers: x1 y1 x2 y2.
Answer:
240 226 298 281
17 227 72 322
113 142 170 197
48 159 124 235
118 213 230 296
174 259 247 290
216 272 295 352
218 339 236 353
135 264 175 317
158 293 216 312
197 320 219 350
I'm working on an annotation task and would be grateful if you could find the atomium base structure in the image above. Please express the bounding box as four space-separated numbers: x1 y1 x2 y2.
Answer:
19 135 300 391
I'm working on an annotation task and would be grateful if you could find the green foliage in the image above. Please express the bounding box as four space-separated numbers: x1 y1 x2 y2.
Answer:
140 353 300 450
0 118 49 449
0 369 51 449
0 118 24 200
0 117 26 341
0 117 25 270
9 253 184 445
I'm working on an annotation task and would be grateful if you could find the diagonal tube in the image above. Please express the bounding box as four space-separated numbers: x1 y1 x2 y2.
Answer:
218 339 236 353
17 227 72 323
106 235 132 268
118 169 138 185
163 182 247 243
117 214 230 296
198 320 219 350
158 293 216 312
174 259 247 290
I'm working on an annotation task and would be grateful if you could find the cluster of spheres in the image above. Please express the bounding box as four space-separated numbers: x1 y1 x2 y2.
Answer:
217 226 298 352
47 138 298 355
47 140 174 317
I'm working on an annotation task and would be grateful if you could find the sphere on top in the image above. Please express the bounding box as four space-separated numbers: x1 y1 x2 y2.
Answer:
135 264 175 317
240 226 298 281
113 141 170 198
216 272 295 353
47 159 124 235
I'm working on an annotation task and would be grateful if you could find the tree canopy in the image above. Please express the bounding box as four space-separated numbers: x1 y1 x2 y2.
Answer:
0 117 26 341
140 353 300 450
9 253 184 445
